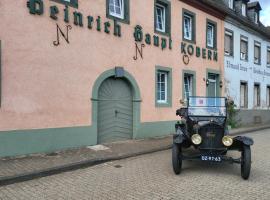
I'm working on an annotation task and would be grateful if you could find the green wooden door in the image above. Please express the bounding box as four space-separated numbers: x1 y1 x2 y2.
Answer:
98 78 133 144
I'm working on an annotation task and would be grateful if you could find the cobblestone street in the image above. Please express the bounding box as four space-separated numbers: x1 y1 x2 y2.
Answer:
0 129 270 200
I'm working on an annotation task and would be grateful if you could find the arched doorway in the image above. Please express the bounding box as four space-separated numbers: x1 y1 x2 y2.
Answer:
91 68 141 144
98 77 133 143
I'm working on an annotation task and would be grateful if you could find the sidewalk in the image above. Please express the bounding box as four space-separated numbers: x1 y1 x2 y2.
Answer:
0 124 269 186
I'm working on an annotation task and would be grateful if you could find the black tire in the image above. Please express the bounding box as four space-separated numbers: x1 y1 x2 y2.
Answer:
172 143 182 175
241 145 251 180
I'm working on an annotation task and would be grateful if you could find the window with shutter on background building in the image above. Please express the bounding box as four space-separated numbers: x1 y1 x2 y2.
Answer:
156 4 166 32
267 47 270 66
240 36 248 61
254 84 260 107
109 0 124 19
254 42 261 64
240 82 248 108
267 86 270 107
225 30 233 56
241 3 246 16
157 71 168 103
228 0 234 9
184 14 192 40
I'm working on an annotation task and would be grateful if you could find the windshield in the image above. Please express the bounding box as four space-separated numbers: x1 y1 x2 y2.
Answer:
188 97 227 117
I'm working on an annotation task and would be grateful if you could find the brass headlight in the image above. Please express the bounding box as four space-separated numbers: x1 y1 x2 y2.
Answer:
191 134 202 145
222 136 233 147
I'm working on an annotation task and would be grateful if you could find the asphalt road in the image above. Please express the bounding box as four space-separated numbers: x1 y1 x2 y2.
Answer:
0 129 270 200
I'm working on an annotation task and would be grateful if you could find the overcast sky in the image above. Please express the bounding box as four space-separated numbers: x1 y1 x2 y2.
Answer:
256 0 270 26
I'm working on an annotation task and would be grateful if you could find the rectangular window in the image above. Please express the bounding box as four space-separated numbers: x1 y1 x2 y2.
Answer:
155 0 171 35
228 0 234 9
240 82 248 108
240 36 248 61
206 20 217 49
254 84 260 107
183 9 195 42
267 86 270 107
241 3 246 16
109 0 124 19
225 30 233 56
156 4 166 32
157 71 168 103
254 42 261 64
156 67 172 107
184 74 193 101
106 0 129 23
255 12 258 24
267 47 270 66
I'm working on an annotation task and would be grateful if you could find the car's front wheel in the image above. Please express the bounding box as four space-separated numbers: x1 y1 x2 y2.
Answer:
172 143 182 174
241 145 251 180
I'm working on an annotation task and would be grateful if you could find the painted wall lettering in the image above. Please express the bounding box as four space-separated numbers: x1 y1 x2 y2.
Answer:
133 43 145 60
27 0 44 15
181 42 218 62
53 24 72 46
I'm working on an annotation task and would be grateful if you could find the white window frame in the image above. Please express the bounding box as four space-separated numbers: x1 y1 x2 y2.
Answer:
267 47 270 66
207 23 214 48
157 72 168 103
241 3 246 16
254 42 261 64
240 82 248 108
225 30 233 56
254 84 260 107
240 37 248 61
184 74 193 101
267 86 270 107
228 0 234 9
109 0 124 19
156 4 166 33
254 12 258 24
184 14 192 40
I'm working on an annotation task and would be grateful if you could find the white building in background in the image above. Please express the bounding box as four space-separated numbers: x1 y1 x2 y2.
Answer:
222 0 270 124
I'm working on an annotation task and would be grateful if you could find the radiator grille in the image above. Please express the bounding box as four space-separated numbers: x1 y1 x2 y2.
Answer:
199 124 224 149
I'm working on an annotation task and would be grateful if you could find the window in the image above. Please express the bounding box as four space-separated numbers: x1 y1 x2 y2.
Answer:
240 82 248 108
182 9 195 42
240 36 248 61
267 86 270 107
154 0 171 35
157 71 167 103
241 3 246 16
156 67 172 107
109 0 124 19
206 20 217 49
254 84 260 107
184 74 193 101
254 42 261 64
228 0 234 9
254 12 258 24
225 30 233 56
50 0 78 8
267 47 270 66
156 4 165 32
106 0 129 23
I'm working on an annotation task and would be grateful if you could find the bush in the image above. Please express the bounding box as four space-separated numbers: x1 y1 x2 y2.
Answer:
227 98 239 129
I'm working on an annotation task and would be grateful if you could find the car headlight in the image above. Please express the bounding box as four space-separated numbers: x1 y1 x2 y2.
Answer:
191 134 202 145
222 136 233 147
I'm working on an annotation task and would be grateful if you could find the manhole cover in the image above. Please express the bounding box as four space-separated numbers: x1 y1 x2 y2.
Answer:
114 165 122 168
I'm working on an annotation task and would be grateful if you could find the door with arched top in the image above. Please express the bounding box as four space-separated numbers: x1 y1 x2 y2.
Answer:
97 77 133 143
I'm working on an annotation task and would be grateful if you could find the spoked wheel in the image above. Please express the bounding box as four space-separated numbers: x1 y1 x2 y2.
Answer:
172 143 182 174
241 145 251 180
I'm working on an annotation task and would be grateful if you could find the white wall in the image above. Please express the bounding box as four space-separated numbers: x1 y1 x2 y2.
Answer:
224 22 270 109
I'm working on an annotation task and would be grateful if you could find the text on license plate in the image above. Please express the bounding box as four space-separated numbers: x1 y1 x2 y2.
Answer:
201 155 221 162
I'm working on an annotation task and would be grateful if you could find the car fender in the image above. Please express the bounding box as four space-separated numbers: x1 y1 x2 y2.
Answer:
173 128 186 144
233 136 254 146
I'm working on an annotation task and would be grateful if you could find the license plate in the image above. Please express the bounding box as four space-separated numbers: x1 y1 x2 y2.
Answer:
201 155 221 162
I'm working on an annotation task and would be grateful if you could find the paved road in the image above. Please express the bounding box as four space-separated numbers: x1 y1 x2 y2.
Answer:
0 129 270 200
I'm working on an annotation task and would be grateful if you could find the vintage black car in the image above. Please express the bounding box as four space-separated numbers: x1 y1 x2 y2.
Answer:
172 97 254 180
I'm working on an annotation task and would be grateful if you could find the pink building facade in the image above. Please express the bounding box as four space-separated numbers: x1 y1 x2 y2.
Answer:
0 0 225 157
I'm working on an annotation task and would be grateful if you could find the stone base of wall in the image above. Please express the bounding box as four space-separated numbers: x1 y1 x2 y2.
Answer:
236 110 270 126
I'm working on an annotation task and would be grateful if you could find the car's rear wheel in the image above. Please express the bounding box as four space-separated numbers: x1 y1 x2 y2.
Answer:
241 145 251 180
172 143 182 174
